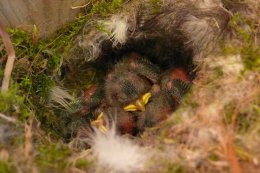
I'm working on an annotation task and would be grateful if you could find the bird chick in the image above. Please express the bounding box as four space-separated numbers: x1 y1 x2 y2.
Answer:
135 91 173 131
136 67 192 132
105 53 160 112
84 57 191 136
161 67 191 103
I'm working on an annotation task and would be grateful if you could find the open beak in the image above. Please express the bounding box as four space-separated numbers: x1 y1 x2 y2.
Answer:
91 112 108 133
124 92 152 112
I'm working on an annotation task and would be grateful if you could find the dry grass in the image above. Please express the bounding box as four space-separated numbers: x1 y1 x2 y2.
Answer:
140 54 260 173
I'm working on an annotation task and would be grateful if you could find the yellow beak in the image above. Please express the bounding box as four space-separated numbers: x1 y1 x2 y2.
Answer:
124 92 152 112
91 112 108 133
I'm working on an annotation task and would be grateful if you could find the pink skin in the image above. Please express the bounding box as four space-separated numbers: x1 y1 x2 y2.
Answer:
170 68 190 82
128 52 140 68
166 67 190 98
81 84 103 114
117 113 136 135
151 84 161 94
83 84 98 102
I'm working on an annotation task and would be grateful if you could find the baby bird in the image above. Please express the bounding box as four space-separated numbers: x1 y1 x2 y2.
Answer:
83 53 160 135
84 55 191 136
105 52 160 111
136 67 191 131
161 67 191 103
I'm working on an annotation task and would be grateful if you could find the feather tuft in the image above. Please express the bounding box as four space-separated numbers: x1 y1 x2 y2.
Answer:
104 16 129 46
89 124 148 173
49 86 82 113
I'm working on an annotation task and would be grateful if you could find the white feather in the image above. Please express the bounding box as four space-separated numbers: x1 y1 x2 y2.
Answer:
195 0 222 8
82 15 129 60
104 16 129 46
49 86 79 112
78 33 105 61
89 125 148 173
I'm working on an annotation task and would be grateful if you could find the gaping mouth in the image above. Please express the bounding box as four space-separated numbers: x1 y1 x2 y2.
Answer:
91 112 108 134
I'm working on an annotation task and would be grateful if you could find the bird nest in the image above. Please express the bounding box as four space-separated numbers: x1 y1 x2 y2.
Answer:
0 0 259 173
50 1 212 142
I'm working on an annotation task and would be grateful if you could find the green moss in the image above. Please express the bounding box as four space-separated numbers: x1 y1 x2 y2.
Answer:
31 74 55 100
0 83 30 121
91 0 124 16
36 142 71 172
241 45 260 71
171 113 184 125
181 88 199 109
8 29 38 57
0 160 16 173
208 153 220 161
229 14 254 43
167 162 187 173
214 66 224 77
19 76 32 89
227 14 260 71
224 101 259 134
75 159 93 169
149 0 162 13
0 13 89 135
96 24 112 35
236 104 259 134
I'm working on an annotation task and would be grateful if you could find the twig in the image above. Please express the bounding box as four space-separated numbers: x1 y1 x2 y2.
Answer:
219 119 242 173
0 23 16 92
71 2 90 9
0 112 17 123
223 132 242 173
24 118 33 160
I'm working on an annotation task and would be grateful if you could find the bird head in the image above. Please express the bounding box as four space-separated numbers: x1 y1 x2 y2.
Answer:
105 70 152 107
161 68 192 105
